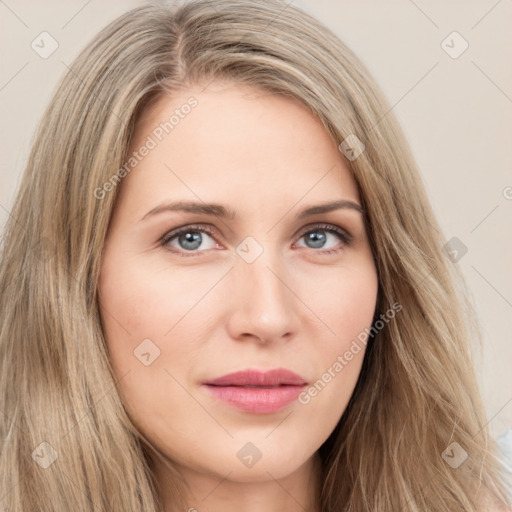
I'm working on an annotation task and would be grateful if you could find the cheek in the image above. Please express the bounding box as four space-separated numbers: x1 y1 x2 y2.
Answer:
97 252 216 441
297 261 378 411
97 252 232 434
313 259 378 350
98 252 227 360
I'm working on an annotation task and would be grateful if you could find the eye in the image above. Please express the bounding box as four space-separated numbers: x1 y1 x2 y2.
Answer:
294 223 352 254
160 223 352 257
160 224 219 255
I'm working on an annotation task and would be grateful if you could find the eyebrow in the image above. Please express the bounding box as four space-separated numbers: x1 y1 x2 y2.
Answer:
139 199 363 222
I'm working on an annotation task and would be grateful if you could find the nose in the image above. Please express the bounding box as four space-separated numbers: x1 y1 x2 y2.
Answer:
225 251 300 345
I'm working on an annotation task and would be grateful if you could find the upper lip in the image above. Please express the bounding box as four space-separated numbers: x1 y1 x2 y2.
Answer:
203 368 307 387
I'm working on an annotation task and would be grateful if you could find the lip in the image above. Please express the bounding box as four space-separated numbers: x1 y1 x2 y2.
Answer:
202 368 307 414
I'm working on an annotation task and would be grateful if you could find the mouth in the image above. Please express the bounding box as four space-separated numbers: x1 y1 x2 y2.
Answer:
202 368 307 414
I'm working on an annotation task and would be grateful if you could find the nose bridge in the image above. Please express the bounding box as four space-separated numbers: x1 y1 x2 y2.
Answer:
229 239 297 340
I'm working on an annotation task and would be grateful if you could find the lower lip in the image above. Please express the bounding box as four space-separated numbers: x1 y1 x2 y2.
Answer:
203 384 305 414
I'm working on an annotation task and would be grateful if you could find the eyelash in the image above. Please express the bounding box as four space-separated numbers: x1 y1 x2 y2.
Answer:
159 223 353 257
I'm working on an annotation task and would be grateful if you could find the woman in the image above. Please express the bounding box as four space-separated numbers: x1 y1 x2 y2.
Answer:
0 1 510 510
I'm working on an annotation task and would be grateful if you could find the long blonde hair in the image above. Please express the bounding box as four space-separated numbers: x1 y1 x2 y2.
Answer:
1 1 509 510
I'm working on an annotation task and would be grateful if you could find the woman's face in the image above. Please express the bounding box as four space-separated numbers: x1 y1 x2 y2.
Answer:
98 81 378 486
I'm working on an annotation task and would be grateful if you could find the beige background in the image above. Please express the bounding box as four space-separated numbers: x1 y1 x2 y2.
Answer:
1 0 511 440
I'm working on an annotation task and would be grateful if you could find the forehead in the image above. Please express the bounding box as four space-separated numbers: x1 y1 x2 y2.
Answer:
117 81 360 216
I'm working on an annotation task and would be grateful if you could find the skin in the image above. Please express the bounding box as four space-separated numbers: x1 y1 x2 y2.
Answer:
98 80 379 512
